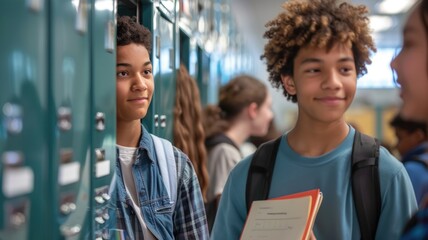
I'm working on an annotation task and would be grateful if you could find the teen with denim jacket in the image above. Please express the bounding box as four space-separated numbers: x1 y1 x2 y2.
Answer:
113 16 209 239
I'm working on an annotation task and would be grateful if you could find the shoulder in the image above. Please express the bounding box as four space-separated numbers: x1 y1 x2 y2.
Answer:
378 146 408 179
208 143 242 160
378 146 405 174
225 154 253 184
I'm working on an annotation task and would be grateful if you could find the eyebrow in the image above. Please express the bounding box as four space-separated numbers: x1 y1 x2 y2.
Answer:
300 57 354 65
116 61 152 67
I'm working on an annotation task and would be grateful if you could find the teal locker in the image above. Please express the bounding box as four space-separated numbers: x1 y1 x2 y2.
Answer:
197 47 210 107
179 30 198 79
49 0 91 238
90 0 117 239
153 10 176 140
141 4 176 140
0 1 48 239
141 2 157 134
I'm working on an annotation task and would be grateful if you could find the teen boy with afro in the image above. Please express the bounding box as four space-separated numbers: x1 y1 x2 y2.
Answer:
113 16 209 239
210 0 417 239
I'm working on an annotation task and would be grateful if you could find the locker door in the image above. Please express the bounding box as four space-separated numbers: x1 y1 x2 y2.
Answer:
197 47 210 107
0 1 48 240
49 0 91 238
155 12 175 140
179 31 198 80
90 0 116 239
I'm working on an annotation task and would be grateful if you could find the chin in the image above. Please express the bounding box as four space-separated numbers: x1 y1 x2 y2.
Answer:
400 105 427 123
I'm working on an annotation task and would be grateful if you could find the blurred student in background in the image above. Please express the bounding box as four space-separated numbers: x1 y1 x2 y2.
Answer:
203 75 273 231
390 113 428 205
173 64 209 202
390 0 428 238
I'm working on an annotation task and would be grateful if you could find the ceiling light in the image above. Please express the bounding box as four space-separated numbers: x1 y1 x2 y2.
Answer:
369 15 394 32
377 0 417 14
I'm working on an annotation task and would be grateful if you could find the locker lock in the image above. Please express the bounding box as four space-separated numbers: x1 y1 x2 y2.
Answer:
95 148 105 161
60 225 81 237
95 112 105 131
160 115 166 128
60 202 77 215
57 107 72 131
2 102 23 134
10 212 26 228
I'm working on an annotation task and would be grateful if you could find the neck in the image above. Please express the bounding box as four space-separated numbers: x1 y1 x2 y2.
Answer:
117 120 142 147
225 123 251 147
287 119 349 157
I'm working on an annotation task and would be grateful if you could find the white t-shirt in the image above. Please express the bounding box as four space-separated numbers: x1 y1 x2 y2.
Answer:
207 143 242 202
117 144 156 240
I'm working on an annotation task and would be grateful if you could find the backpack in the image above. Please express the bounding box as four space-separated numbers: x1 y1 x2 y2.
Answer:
246 130 381 240
151 134 178 208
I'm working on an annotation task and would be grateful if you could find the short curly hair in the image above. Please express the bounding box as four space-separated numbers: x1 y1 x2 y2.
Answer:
261 0 376 102
117 16 152 53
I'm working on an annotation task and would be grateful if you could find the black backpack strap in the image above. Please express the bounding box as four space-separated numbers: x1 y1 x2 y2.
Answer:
245 136 282 212
351 130 381 240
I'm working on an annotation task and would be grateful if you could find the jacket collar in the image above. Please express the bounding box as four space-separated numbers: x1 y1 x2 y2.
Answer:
136 124 156 164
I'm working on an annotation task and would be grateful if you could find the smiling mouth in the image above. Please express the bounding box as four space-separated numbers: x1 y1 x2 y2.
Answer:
128 97 148 101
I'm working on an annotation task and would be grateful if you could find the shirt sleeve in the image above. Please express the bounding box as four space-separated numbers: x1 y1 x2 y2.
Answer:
173 148 209 240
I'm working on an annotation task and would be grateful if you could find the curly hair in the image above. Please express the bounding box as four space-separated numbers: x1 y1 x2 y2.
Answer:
261 0 376 102
117 16 152 53
173 64 209 201
203 75 268 138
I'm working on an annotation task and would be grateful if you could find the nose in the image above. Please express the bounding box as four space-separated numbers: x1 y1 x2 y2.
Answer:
390 55 398 72
131 73 148 91
322 70 342 90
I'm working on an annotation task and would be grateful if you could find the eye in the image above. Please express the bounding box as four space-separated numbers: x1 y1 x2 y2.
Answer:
143 69 152 75
117 70 128 77
339 66 354 75
305 68 320 73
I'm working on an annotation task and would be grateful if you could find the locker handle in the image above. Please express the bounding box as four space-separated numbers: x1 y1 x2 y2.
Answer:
104 20 115 53
60 225 81 237
160 115 166 128
154 114 159 127
2 151 24 167
95 112 105 131
58 106 72 131
75 0 88 34
156 36 160 58
95 148 105 161
169 48 174 69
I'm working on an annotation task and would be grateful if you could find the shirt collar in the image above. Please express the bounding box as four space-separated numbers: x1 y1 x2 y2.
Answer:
137 124 156 164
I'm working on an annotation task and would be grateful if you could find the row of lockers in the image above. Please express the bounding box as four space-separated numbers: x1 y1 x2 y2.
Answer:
0 0 238 239
1 0 116 239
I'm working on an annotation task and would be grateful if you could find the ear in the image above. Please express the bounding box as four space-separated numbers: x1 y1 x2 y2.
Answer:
281 74 297 95
247 102 258 119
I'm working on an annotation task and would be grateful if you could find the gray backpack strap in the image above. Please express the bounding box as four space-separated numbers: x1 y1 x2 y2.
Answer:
151 134 177 206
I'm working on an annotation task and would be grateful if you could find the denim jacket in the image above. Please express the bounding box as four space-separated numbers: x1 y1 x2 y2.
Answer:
111 125 209 239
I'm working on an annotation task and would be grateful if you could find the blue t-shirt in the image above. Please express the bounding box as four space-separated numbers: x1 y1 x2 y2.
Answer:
211 127 417 240
401 142 428 205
